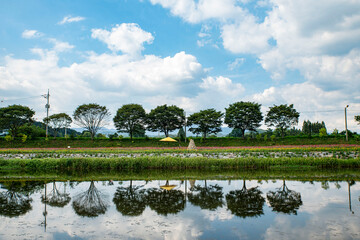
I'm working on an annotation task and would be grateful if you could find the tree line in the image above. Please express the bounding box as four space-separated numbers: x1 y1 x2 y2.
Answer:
0 102 358 140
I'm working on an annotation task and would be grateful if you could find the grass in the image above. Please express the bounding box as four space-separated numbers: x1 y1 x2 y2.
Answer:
0 135 359 148
0 156 359 172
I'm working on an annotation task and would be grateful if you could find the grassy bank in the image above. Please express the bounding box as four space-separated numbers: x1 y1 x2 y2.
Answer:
1 135 359 148
1 168 360 182
1 156 360 172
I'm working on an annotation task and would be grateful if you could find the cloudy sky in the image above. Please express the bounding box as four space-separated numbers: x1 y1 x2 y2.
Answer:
1 0 359 132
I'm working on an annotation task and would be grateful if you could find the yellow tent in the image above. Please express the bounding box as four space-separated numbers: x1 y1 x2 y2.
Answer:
159 137 177 142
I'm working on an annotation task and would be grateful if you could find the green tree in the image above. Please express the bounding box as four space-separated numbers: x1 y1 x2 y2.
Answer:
188 181 224 210
0 105 35 138
224 102 263 138
177 127 186 142
147 105 185 137
73 103 110 140
187 109 223 139
43 113 72 139
113 104 146 140
355 115 360 124
265 104 300 137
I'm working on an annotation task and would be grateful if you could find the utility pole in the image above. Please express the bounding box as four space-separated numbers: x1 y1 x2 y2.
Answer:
345 105 349 141
43 90 50 138
184 111 187 143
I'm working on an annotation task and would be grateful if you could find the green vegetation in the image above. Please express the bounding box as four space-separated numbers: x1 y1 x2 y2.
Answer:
225 101 263 138
0 105 35 138
43 113 72 139
73 103 110 140
265 104 300 137
113 104 146 140
187 108 223 139
0 156 359 173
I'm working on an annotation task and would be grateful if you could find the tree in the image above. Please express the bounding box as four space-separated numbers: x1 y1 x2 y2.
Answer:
146 188 185 216
43 113 72 139
113 180 147 216
265 104 300 137
113 104 146 141
266 180 302 215
41 181 70 208
226 180 265 218
225 102 263 138
72 181 108 217
0 105 35 138
147 105 185 137
177 127 186 142
188 181 224 210
355 115 360 125
187 109 223 139
73 103 110 140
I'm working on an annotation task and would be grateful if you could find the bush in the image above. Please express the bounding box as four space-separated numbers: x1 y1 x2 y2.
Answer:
5 135 13 142
319 128 327 138
264 135 268 141
270 135 276 141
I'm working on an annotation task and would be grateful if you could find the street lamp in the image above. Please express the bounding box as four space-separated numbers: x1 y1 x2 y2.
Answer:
345 105 349 141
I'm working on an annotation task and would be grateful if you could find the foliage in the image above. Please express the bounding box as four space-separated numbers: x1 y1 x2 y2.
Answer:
302 120 326 136
177 127 186 142
265 104 300 137
228 128 243 138
226 180 265 218
147 105 185 137
5 135 13 142
18 124 46 139
113 104 146 140
187 109 223 139
188 182 224 210
73 103 110 140
0 105 35 138
225 102 263 138
355 115 360 125
72 181 108 217
319 128 327 138
43 113 72 139
146 188 185 216
20 134 27 143
266 180 302 214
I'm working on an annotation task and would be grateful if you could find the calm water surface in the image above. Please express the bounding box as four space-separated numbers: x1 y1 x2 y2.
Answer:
0 178 360 239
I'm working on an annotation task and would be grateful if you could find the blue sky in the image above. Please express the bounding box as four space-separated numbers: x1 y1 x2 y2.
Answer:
1 0 360 132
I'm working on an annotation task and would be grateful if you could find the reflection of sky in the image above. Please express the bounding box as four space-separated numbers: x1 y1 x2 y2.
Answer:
0 180 359 239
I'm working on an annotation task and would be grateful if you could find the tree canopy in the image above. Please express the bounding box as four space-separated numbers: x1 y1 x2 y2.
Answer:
0 105 35 138
147 104 185 137
187 109 223 138
355 115 360 125
265 104 300 137
113 104 146 140
43 113 72 139
73 103 110 140
225 102 263 138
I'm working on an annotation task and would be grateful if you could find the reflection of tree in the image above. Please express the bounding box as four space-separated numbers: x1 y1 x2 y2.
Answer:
188 180 224 210
113 180 147 216
0 182 33 217
226 180 265 218
146 188 185 216
348 180 355 214
72 181 108 217
41 182 71 207
267 180 302 215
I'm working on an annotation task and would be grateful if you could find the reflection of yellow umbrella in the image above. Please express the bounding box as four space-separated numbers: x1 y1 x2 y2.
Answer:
159 137 177 142
160 180 177 191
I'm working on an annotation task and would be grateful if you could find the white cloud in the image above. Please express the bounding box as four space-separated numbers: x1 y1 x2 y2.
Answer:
228 58 245 70
48 38 75 52
22 30 43 39
91 23 154 57
58 15 85 25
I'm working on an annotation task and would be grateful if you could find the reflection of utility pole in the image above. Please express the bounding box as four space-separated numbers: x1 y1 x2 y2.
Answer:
348 181 354 214
42 90 50 138
41 182 48 231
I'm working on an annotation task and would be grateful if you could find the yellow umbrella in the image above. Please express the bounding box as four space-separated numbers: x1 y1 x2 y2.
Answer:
159 137 177 142
160 180 177 191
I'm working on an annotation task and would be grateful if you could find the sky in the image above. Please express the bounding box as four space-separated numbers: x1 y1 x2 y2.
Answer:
0 0 360 132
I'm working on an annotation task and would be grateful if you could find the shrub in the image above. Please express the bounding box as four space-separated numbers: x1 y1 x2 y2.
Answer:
319 128 327 138
264 135 268 141
5 135 13 142
270 135 276 141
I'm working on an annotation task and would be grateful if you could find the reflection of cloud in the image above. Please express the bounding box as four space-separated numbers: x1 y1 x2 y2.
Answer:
202 207 234 221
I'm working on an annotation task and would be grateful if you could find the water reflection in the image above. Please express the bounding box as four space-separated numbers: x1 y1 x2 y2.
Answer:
0 178 359 239
113 180 147 216
266 180 302 215
72 181 108 217
226 180 265 218
188 180 224 211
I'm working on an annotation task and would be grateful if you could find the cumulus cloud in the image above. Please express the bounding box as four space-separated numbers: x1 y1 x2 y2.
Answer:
58 15 85 25
22 30 43 39
91 23 154 57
